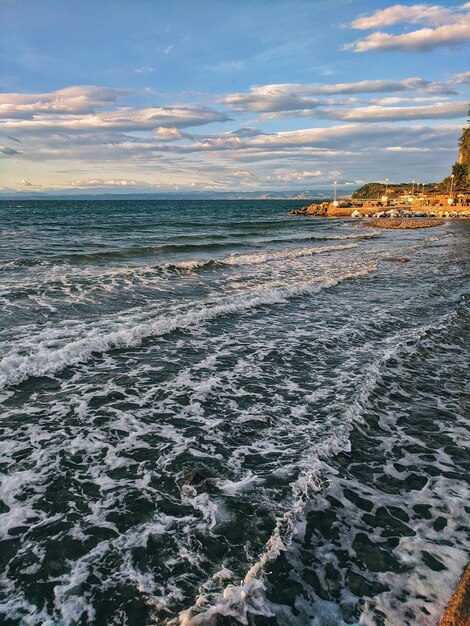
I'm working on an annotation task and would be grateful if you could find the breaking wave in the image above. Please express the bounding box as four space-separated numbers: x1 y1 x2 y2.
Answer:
0 263 376 389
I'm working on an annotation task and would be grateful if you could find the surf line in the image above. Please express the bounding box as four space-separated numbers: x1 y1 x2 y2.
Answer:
0 264 377 389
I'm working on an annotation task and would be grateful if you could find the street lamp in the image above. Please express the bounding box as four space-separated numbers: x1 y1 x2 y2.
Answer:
412 180 416 196
448 174 455 205
333 181 338 206
381 178 390 205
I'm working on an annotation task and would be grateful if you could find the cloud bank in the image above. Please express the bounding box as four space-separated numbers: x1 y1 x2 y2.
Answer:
346 2 470 52
0 74 467 192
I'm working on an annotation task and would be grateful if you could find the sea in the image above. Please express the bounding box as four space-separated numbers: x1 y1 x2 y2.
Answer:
0 199 469 626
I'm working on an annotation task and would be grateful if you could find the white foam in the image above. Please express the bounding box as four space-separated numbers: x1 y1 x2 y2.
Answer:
222 243 358 266
0 263 377 389
174 310 460 625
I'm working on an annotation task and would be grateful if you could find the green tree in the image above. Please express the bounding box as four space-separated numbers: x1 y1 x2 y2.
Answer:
440 115 470 191
458 113 470 165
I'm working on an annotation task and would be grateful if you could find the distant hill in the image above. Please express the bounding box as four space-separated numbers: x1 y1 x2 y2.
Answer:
352 182 438 200
0 188 351 201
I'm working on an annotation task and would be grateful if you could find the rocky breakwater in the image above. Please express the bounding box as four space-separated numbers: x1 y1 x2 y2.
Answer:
364 219 444 229
355 208 470 219
290 201 353 217
291 204 470 220
290 201 329 216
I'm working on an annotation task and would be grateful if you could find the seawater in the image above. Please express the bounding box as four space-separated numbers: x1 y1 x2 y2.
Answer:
0 200 468 626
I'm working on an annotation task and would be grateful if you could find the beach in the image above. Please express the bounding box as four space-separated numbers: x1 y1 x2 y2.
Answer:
0 199 469 626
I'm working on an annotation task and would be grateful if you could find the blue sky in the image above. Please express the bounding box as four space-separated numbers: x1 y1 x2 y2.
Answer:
1 0 469 193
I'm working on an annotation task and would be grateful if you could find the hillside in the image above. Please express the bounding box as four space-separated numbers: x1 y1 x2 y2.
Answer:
351 182 436 200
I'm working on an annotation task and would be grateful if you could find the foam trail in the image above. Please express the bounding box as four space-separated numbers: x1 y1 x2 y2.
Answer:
0 244 358 296
0 234 375 271
0 264 376 389
163 242 358 273
221 243 358 266
175 310 458 626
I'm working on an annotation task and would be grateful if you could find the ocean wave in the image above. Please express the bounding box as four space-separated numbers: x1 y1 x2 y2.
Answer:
164 242 359 273
0 243 361 303
0 233 376 272
0 263 377 389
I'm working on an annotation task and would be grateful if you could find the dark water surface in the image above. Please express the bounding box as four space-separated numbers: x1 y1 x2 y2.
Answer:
0 200 468 626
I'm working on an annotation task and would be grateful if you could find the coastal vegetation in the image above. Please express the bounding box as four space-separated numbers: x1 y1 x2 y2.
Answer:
440 116 470 191
352 182 436 199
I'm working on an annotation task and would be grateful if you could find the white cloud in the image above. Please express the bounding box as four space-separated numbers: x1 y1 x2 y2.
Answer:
0 86 129 118
0 86 228 136
231 170 252 177
220 84 321 113
384 146 451 152
348 22 470 52
266 170 322 182
0 81 465 191
453 71 470 83
322 101 469 122
351 4 455 29
347 2 470 52
220 78 455 114
135 67 155 73
2 105 228 133
71 179 156 188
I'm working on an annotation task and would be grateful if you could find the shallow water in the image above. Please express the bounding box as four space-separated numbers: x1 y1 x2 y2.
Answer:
0 200 468 626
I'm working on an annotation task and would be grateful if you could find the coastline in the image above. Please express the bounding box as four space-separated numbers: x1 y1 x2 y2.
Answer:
290 199 470 220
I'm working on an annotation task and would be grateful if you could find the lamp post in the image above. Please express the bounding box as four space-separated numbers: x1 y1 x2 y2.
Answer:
333 181 338 206
381 178 389 206
412 180 415 197
448 174 455 205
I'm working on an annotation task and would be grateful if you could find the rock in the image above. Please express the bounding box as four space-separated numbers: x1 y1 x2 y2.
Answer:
182 469 208 486
306 203 328 216
290 202 329 216
351 210 363 218
387 257 410 263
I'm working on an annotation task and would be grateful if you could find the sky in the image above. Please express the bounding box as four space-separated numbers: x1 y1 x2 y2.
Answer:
0 0 469 194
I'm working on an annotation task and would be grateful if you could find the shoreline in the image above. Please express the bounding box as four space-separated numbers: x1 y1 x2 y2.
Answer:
290 201 470 220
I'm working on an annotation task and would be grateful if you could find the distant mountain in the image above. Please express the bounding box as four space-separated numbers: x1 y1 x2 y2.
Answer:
0 188 352 201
